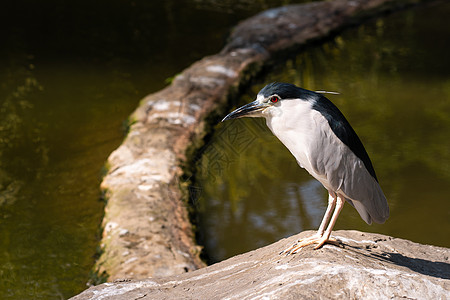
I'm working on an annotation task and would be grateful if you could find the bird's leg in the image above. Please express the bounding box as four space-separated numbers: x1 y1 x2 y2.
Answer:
312 195 345 249
282 195 344 254
281 193 337 254
316 192 337 237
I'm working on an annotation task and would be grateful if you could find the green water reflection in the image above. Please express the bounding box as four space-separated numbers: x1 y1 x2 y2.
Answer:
0 60 144 298
1 0 313 298
196 2 450 263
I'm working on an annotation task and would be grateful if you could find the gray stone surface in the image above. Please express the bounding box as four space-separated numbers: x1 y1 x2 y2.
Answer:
74 231 450 299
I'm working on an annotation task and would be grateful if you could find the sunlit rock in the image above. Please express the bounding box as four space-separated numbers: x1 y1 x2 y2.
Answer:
72 231 450 299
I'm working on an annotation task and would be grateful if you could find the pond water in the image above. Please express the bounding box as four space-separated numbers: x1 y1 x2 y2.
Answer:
0 0 310 298
195 2 450 263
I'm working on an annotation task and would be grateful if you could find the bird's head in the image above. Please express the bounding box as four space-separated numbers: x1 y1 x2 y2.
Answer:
221 82 316 122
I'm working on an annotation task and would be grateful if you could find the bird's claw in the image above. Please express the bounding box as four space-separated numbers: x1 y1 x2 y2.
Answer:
280 236 340 255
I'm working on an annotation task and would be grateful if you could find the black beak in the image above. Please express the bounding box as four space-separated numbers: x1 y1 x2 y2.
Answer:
221 100 267 122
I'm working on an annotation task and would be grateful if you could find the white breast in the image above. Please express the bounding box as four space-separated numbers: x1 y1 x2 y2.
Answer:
264 99 331 189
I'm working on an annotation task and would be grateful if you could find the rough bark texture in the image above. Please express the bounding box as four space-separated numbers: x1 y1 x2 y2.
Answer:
75 231 450 299
93 0 429 283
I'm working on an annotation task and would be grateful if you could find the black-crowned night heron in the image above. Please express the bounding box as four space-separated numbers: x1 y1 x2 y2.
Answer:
222 82 389 253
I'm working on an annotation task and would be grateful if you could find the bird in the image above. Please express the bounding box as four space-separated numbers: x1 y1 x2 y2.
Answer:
222 82 389 253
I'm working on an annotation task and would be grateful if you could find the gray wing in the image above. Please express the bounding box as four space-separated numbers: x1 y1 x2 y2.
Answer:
308 115 389 225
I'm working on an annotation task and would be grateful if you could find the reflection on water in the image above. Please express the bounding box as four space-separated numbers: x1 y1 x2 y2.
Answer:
196 2 450 263
0 58 145 298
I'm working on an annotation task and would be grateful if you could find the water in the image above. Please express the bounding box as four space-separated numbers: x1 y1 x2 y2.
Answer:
196 2 450 263
1 0 312 298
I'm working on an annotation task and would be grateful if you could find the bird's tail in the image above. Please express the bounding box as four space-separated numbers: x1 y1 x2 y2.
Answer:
345 183 389 225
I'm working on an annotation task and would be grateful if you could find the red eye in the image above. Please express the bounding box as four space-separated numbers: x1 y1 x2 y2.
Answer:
270 96 279 103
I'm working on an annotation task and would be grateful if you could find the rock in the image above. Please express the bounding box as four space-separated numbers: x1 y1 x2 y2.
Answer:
73 231 450 299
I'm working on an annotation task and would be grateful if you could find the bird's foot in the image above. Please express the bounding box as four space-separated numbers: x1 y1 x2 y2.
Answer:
280 235 340 255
